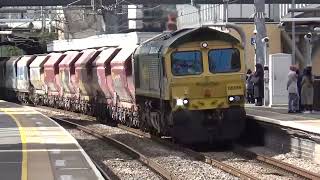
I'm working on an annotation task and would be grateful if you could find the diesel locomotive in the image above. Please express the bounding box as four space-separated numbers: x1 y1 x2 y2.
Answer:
0 25 247 144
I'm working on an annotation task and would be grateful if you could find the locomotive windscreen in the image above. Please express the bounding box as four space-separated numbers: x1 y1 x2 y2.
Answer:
208 48 241 73
171 51 203 76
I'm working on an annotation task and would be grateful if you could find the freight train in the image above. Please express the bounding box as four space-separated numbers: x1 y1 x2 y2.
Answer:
0 25 247 144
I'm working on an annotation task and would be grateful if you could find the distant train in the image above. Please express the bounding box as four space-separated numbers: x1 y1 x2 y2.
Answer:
0 26 247 144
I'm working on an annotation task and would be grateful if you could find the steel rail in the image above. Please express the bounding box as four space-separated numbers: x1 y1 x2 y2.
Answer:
233 145 320 180
117 125 258 180
92 160 120 180
33 106 320 180
53 117 178 180
35 106 317 180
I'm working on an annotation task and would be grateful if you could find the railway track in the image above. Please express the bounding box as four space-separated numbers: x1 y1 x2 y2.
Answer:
92 160 120 180
118 125 259 180
233 146 320 180
54 117 177 180
118 125 320 180
33 106 320 180
35 106 255 179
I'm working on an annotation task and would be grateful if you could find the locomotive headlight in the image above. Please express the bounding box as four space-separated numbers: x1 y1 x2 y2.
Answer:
201 42 208 48
228 96 242 103
175 98 189 107
176 99 184 106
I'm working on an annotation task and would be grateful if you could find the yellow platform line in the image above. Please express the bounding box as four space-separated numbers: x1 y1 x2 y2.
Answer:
4 110 28 180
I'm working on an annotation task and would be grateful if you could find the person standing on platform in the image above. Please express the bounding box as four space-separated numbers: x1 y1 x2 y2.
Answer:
251 64 264 106
301 66 314 113
287 66 299 113
296 69 303 112
246 69 254 104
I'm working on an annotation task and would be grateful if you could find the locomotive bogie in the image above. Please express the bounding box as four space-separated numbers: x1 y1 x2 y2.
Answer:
170 107 246 144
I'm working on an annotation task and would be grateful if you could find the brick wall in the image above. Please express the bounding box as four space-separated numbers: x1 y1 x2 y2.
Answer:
247 119 320 163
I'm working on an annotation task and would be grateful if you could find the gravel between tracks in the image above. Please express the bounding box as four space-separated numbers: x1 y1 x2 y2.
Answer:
249 146 320 175
203 151 304 180
68 123 237 180
66 126 163 180
34 107 238 180
33 106 320 179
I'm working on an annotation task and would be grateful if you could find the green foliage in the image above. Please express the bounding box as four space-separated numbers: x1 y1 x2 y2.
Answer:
0 46 24 57
38 32 58 44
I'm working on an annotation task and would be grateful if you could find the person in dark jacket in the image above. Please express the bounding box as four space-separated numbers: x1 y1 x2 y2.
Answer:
296 69 303 112
301 66 314 113
246 69 254 103
251 63 264 106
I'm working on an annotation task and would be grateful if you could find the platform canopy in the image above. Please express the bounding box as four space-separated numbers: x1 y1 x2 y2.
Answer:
0 0 319 6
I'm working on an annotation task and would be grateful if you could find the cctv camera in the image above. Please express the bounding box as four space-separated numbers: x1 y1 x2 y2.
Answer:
278 22 285 27
304 32 312 39
262 37 269 43
253 29 257 35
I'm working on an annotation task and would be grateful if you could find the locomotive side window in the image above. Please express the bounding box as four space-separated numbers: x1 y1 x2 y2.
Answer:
171 51 203 76
208 48 241 73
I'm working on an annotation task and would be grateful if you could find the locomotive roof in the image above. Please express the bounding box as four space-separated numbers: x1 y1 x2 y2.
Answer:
135 27 240 56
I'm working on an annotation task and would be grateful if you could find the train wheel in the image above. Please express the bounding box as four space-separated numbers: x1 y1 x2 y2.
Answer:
125 112 134 127
139 111 148 132
95 103 104 123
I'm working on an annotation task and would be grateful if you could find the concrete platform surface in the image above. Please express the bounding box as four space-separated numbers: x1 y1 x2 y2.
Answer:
0 100 103 180
246 104 320 135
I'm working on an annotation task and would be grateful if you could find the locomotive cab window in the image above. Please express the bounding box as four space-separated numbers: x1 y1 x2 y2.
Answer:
208 48 241 73
171 51 203 76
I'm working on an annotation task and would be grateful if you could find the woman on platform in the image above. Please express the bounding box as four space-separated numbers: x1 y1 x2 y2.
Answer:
246 69 254 104
251 64 264 106
301 66 314 113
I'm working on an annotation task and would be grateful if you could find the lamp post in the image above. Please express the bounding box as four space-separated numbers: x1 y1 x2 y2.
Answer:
304 32 312 66
291 0 296 65
262 37 270 106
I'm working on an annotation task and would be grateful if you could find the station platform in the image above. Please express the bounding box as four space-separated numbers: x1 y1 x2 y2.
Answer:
0 100 103 180
246 104 320 136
